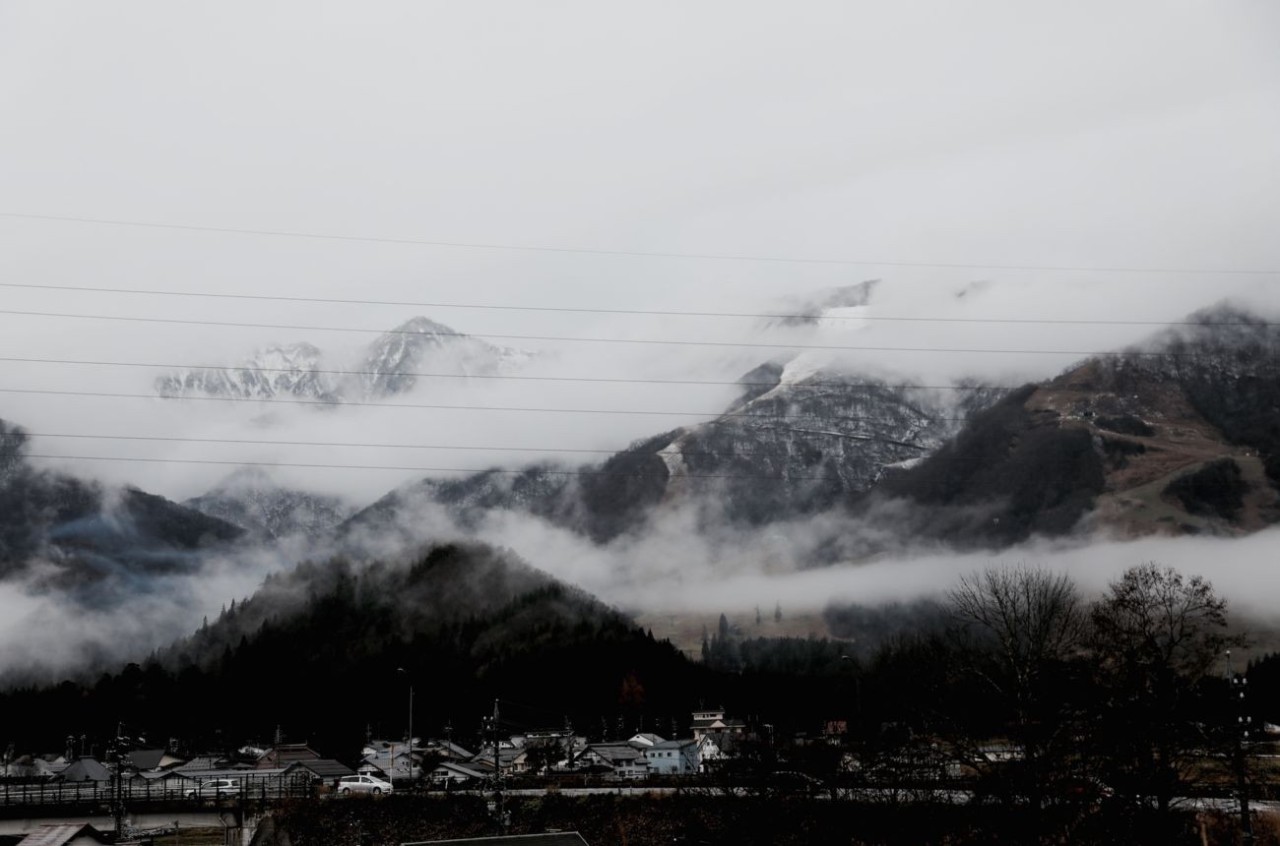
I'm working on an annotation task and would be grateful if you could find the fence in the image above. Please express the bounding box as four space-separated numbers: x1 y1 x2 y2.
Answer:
0 773 314 808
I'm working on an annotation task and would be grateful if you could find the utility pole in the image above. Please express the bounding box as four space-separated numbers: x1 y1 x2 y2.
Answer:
108 738 124 840
493 699 500 782
1227 650 1254 844
486 699 506 834
398 668 414 781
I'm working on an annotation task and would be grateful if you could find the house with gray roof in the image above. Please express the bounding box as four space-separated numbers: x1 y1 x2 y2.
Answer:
626 733 664 749
122 748 184 772
429 761 490 786
577 743 647 779
645 739 699 775
690 709 745 742
257 743 321 769
284 759 355 785
15 824 108 845
468 746 528 776
360 746 419 781
424 739 475 761
58 758 109 783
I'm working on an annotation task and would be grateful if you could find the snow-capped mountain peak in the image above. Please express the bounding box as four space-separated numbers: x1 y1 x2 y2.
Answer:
155 341 339 402
358 315 531 397
154 316 533 403
184 467 352 540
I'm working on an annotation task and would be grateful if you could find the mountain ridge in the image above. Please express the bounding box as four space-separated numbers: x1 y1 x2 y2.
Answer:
154 315 530 403
0 419 245 605
866 302 1280 547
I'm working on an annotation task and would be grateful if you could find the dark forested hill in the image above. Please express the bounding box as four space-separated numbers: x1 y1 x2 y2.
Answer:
0 543 703 756
0 541 866 759
0 419 244 603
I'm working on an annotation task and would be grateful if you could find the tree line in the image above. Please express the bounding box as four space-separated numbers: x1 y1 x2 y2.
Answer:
834 563 1250 821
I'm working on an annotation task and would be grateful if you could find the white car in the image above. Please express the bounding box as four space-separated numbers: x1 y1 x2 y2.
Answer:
186 778 239 799
337 774 393 795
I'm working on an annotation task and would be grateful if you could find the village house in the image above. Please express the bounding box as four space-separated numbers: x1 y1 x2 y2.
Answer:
57 758 109 783
690 709 746 742
283 758 356 787
1 754 68 781
135 767 194 796
422 739 474 762
12 823 109 845
696 733 737 773
175 755 233 774
467 746 528 777
359 744 420 782
576 742 647 779
429 760 490 786
626 732 664 749
121 748 185 774
256 743 321 769
645 739 699 775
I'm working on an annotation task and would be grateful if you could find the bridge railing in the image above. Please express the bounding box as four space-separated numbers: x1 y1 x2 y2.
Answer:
0 774 314 807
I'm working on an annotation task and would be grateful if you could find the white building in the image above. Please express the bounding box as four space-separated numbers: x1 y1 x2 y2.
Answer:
645 739 699 775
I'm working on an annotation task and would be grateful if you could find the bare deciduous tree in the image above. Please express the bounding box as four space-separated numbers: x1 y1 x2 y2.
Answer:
1089 562 1242 814
946 566 1089 807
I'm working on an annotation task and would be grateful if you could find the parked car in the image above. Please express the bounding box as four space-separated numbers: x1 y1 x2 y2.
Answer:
186 778 240 799
337 774 393 795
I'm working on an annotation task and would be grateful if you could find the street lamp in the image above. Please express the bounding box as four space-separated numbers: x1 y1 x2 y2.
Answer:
1226 650 1254 844
840 655 861 727
397 668 414 780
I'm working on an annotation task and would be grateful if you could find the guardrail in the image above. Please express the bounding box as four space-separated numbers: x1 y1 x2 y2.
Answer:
0 774 314 808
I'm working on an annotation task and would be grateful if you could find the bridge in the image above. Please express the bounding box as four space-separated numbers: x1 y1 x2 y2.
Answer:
0 772 312 809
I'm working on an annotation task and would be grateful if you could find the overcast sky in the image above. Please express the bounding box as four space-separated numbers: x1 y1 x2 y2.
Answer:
1 1 1278 500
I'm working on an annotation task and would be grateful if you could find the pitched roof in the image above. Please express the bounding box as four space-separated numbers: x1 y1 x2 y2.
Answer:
259 744 320 763
123 749 166 770
583 744 643 764
286 759 355 778
428 740 475 759
169 767 290 780
60 758 110 782
175 756 221 772
433 761 489 780
17 824 109 845
627 733 664 747
403 834 589 846
649 739 697 751
469 748 525 767
139 769 194 781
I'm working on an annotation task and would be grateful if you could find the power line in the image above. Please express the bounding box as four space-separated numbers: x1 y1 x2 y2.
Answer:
12 281 876 323
0 308 1233 356
0 280 1269 326
3 211 1277 275
0 354 1015 392
22 453 854 483
0 387 966 423
22 430 928 457
24 452 1258 502
23 432 625 455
